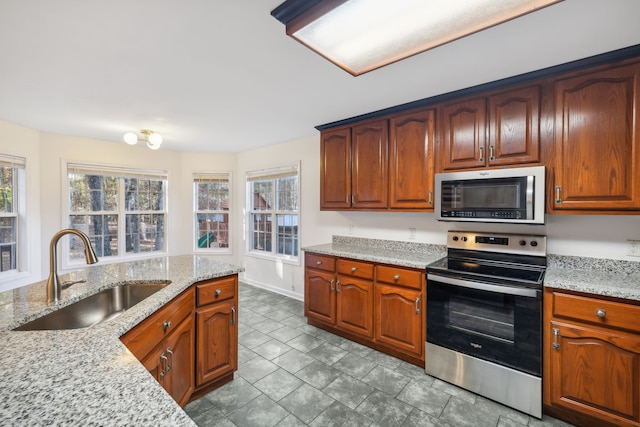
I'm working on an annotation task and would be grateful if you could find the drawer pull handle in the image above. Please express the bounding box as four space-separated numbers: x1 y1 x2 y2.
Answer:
393 274 400 281
166 348 173 372
351 267 357 273
596 309 606 318
316 260 322 265
330 279 335 292
552 328 560 350
336 280 341 293
415 297 421 314
160 354 168 382
231 307 236 325
215 288 222 297
163 320 172 332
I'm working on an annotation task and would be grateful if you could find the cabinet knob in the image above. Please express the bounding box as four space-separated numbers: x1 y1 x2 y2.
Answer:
163 320 172 332
595 308 606 318
351 267 357 273
215 288 222 297
316 260 322 265
393 274 400 281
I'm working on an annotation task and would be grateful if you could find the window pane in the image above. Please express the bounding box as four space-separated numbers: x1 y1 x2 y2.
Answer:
125 178 164 212
276 176 298 211
69 174 118 212
197 181 229 211
0 217 16 272
276 214 298 256
69 214 118 258
126 213 165 253
196 213 229 248
252 181 273 211
0 167 15 213
251 213 272 252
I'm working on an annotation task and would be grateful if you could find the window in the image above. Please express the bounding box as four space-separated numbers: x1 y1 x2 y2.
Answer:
247 164 299 260
0 155 25 274
67 163 167 263
194 173 231 251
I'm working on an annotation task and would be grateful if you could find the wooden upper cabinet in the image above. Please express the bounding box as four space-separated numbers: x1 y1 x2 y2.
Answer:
552 62 640 211
320 127 351 209
488 85 541 166
439 87 541 171
389 109 436 209
440 97 487 170
351 120 389 209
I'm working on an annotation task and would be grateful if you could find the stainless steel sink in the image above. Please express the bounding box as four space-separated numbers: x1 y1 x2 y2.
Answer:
13 281 172 331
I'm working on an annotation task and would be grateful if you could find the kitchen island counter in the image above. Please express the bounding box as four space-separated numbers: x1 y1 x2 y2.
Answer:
0 255 244 426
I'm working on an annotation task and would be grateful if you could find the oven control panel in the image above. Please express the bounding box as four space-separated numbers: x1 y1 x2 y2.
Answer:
448 231 546 256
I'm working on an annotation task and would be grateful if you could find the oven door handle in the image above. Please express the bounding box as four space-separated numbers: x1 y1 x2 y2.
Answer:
427 273 540 298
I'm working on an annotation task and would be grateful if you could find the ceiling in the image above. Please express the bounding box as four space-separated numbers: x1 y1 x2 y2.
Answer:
1 0 639 153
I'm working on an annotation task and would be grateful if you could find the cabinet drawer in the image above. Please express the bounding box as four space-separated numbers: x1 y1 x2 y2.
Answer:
376 266 423 290
121 288 195 359
337 259 374 279
552 291 640 332
305 253 336 272
197 276 237 307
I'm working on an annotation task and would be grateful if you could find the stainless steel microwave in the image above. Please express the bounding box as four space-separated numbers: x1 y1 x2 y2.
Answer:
435 166 545 224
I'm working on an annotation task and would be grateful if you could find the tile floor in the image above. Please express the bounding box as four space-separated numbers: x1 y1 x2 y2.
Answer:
184 282 574 427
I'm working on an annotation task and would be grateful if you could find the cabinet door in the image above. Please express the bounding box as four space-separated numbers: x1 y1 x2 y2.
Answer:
440 97 487 170
546 321 640 426
196 301 237 386
375 284 423 357
305 269 336 324
553 63 640 210
488 85 541 166
336 275 373 338
320 127 351 209
165 316 195 407
351 120 389 208
389 109 435 209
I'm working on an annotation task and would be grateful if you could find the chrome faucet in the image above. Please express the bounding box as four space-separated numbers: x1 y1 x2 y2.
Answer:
47 229 99 304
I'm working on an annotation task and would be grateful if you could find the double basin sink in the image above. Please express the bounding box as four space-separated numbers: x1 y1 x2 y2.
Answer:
13 281 172 331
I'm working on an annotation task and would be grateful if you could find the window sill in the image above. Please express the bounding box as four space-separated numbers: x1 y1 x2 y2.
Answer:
244 250 300 266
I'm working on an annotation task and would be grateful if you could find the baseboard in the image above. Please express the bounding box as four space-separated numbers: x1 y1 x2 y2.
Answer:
240 277 303 301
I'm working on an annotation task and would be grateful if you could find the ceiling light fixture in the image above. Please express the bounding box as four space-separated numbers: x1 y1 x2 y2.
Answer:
123 129 163 150
272 0 563 76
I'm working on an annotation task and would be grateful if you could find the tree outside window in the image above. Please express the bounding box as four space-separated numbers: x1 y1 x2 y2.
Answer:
67 164 167 262
194 173 230 251
247 165 299 259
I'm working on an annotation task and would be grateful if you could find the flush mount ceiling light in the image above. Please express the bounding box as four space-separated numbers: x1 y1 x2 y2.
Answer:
272 0 563 76
123 129 163 150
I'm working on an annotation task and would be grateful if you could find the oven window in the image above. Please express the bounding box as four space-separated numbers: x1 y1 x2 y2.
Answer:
449 289 514 344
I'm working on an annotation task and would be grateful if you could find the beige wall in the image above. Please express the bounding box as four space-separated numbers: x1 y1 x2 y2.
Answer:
1 119 639 295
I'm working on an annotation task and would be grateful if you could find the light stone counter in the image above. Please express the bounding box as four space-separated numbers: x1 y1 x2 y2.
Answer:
545 255 640 301
0 255 244 426
302 236 447 270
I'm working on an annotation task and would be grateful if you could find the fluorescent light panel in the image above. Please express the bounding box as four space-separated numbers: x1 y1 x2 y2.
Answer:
288 0 563 75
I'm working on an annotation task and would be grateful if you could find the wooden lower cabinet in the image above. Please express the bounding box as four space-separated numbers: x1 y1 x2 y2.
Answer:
121 275 239 407
544 288 640 427
142 315 194 407
375 284 423 358
304 252 425 366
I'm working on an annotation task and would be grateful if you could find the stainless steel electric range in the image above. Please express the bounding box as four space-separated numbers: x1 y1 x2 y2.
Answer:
426 230 546 418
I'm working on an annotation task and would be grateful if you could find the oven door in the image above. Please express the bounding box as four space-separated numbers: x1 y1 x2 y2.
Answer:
426 273 542 376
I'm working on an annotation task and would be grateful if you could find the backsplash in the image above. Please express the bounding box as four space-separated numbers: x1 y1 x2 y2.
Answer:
548 254 640 275
332 235 446 256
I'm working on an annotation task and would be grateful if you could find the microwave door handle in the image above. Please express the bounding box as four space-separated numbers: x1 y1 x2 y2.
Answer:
526 175 534 220
427 274 540 298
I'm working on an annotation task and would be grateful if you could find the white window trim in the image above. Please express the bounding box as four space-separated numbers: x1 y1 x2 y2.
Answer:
61 159 169 271
245 162 301 265
193 171 232 254
0 154 26 280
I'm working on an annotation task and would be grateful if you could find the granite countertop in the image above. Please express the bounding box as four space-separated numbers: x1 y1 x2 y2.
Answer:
0 255 244 426
302 236 447 270
545 255 640 301
303 236 640 302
